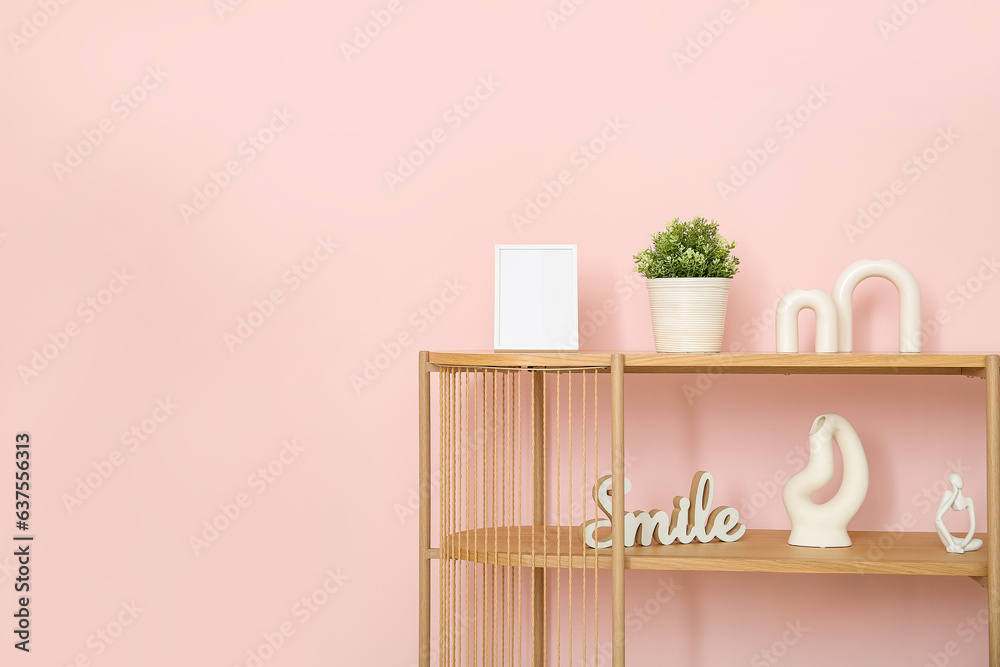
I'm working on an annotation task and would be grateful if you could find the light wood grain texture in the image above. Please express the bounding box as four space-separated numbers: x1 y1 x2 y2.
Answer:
430 351 613 369
987 355 999 666
418 351 431 667
427 352 991 376
611 354 625 667
623 353 988 376
531 371 545 667
436 527 988 576
422 351 996 665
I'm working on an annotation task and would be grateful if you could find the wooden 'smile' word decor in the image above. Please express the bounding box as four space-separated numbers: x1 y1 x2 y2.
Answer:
579 471 746 548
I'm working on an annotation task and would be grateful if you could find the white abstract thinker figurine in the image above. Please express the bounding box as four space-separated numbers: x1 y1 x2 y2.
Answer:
935 473 983 554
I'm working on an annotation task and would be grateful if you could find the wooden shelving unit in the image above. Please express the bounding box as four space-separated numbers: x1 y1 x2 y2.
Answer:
419 352 1000 666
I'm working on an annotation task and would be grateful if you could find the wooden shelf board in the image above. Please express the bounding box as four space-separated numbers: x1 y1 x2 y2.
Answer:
428 352 613 369
624 353 988 377
435 527 987 577
427 352 990 377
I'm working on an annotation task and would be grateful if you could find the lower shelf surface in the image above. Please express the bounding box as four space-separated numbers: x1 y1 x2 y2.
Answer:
435 526 987 577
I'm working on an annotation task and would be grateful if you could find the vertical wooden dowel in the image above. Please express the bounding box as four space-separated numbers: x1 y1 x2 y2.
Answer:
467 370 474 667
508 371 515 667
442 369 448 666
987 355 999 667
556 371 562 667
482 371 488 667
444 369 451 666
473 370 479 667
453 369 460 667
581 371 588 667
450 368 457 665
611 354 626 667
419 352 432 667
502 371 508 667
448 368 455 664
451 369 457 666
474 370 481 667
499 372 506 667
593 368 599 665
486 369 499 665
517 371 523 667
568 371 574 667
459 370 465 667
438 368 448 666
531 371 545 667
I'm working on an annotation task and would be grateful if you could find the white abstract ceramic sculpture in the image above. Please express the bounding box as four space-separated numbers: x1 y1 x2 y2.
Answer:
774 258 921 354
935 473 983 554
832 259 921 353
775 289 839 353
782 414 869 547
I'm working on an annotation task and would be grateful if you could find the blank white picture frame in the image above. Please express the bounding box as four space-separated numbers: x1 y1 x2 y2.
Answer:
494 244 578 351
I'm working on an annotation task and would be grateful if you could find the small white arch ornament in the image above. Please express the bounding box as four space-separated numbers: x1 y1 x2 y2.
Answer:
775 289 839 354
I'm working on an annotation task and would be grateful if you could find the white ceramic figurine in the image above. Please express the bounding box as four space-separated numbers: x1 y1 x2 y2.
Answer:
783 414 869 548
935 473 983 554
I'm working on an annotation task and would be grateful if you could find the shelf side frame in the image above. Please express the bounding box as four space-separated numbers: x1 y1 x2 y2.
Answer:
988 354 999 666
532 371 546 667
611 354 626 667
418 351 432 667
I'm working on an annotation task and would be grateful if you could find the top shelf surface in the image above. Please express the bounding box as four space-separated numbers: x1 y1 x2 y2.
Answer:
427 352 995 377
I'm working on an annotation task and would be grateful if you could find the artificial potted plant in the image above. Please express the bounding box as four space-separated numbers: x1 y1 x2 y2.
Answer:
633 216 740 353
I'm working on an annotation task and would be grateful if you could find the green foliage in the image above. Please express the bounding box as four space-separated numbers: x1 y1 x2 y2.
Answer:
633 217 740 279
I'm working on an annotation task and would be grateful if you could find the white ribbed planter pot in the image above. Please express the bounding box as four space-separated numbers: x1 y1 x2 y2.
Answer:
646 277 732 353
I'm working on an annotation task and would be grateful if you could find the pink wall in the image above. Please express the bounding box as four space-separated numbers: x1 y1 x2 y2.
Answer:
3 0 998 665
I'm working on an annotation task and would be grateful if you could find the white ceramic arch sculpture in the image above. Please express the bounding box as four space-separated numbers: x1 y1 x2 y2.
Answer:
775 289 839 353
832 259 921 353
774 259 921 354
782 413 869 548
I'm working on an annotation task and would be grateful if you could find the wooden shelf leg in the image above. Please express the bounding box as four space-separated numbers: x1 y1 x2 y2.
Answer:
532 371 546 667
611 354 626 667
419 352 432 667
988 355 999 666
